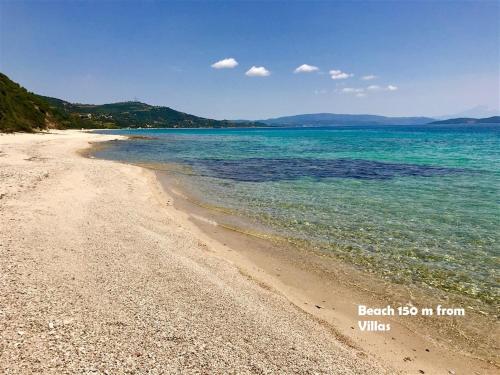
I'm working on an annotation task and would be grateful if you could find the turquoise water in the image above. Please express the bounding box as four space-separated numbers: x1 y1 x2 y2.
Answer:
95 124 499 305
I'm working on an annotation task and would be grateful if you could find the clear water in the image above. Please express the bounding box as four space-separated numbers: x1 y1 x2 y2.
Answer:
94 124 500 305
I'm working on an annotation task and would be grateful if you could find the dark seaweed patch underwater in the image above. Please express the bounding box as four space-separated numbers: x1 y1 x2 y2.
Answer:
188 158 467 182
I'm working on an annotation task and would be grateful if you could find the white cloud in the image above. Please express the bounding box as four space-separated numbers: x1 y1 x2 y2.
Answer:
245 66 270 77
361 75 377 80
329 69 353 80
342 87 364 93
294 64 319 73
314 89 328 95
367 84 398 92
211 58 239 69
356 93 366 98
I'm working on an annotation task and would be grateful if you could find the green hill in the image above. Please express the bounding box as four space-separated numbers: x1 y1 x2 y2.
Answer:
0 72 262 132
39 96 261 129
0 73 76 132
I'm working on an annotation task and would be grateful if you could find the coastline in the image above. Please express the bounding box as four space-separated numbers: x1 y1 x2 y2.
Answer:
88 132 500 372
0 130 496 374
152 162 499 374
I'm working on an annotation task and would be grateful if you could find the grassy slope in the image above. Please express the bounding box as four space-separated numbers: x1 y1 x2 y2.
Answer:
0 73 75 132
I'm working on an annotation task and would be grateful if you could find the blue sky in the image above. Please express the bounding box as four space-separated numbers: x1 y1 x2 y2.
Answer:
1 1 499 120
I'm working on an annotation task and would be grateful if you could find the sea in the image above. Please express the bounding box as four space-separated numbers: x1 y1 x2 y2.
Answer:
94 124 499 306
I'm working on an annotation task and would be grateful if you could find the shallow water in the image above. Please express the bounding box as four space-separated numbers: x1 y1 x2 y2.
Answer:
94 124 500 304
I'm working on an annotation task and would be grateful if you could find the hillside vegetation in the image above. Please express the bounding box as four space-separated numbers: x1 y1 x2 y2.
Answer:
0 73 75 132
40 96 260 129
0 72 261 132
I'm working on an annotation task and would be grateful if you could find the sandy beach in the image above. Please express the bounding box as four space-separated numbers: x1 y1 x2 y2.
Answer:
0 130 496 374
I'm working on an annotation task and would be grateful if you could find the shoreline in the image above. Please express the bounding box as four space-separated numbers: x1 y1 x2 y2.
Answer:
0 130 388 373
151 162 498 374
93 132 498 372
0 130 497 373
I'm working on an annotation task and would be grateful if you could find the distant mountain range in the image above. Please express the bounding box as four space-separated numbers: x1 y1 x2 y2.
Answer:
429 116 500 125
259 113 435 126
436 105 499 120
